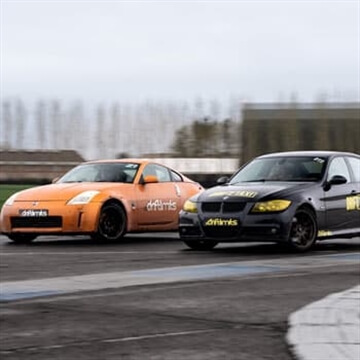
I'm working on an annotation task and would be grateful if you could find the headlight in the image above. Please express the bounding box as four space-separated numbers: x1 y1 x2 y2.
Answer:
67 191 100 205
251 199 291 213
183 199 198 213
4 193 18 206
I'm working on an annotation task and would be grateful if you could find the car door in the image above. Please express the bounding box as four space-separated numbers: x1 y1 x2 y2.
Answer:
344 156 360 229
135 163 180 229
323 156 358 233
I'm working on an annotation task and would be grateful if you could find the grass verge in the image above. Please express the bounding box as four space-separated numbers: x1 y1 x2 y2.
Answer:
0 184 35 209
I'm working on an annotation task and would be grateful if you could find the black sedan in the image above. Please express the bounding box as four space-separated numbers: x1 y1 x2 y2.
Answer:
179 151 360 251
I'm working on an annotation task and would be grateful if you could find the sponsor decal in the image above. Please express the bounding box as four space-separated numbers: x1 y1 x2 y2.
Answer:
19 209 48 217
205 218 238 226
313 157 325 164
317 230 332 237
346 195 360 211
208 190 257 199
146 199 177 211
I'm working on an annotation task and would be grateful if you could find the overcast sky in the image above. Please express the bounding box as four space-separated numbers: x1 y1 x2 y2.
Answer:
1 0 359 105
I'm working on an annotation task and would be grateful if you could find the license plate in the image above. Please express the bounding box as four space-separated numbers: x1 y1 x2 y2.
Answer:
204 218 239 226
19 209 49 217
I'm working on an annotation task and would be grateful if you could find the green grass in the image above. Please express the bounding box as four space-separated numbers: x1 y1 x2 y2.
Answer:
0 184 36 209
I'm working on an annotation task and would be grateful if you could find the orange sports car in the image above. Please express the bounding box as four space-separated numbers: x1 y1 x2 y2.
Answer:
0 159 203 243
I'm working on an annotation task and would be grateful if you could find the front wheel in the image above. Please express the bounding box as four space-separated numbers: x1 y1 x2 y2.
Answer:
92 203 126 242
8 234 37 244
287 208 317 252
183 239 218 251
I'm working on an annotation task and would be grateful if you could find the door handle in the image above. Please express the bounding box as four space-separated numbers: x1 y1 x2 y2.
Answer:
174 184 181 197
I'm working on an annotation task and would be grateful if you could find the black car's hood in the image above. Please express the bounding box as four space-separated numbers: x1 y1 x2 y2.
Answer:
199 182 315 202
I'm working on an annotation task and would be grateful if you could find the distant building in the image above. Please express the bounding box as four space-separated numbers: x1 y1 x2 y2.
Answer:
241 103 360 163
0 150 237 187
0 150 84 183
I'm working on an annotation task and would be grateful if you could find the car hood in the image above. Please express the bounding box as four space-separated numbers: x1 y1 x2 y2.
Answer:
198 182 315 202
12 182 129 202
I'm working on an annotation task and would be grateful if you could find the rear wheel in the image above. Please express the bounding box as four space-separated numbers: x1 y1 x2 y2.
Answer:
287 208 317 252
183 239 218 250
8 234 37 244
92 203 126 242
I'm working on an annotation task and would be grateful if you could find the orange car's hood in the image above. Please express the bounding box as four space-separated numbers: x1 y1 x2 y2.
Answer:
13 183 128 202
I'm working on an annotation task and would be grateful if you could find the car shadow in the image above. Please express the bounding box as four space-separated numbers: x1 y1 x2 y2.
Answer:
181 239 360 256
3 235 359 256
3 233 180 248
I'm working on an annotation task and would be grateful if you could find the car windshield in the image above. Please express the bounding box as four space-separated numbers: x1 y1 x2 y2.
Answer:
58 163 140 183
230 156 327 183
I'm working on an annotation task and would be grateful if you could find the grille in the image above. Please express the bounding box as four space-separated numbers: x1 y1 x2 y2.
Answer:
11 216 62 228
223 202 246 213
201 202 246 213
202 202 221 212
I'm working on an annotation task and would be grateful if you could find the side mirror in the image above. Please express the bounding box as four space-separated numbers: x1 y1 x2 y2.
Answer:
142 175 159 184
217 176 229 185
324 175 347 191
329 175 347 185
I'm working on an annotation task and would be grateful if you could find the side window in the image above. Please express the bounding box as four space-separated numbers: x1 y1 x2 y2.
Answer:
327 157 350 182
171 170 183 182
143 164 171 182
346 157 360 182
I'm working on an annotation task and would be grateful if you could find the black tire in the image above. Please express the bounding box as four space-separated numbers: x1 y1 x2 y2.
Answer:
8 234 37 244
93 202 126 242
183 239 218 250
287 208 317 252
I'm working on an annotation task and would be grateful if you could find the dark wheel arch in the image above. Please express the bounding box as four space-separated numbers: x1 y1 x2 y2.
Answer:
287 206 318 252
92 200 127 242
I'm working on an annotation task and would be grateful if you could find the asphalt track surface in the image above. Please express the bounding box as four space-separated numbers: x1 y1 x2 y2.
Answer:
0 233 359 360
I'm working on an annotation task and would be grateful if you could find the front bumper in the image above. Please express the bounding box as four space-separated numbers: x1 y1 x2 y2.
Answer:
179 207 295 244
0 201 101 236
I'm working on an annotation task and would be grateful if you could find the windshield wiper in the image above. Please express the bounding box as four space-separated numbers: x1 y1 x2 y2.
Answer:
61 180 85 183
245 179 268 182
231 179 267 184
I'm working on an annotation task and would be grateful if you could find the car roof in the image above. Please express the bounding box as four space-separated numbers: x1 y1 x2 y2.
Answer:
258 151 359 158
83 159 156 165
80 159 186 174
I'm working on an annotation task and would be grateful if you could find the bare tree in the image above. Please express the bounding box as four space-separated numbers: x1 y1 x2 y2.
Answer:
68 101 85 152
35 100 46 149
14 98 26 149
95 104 106 158
1 100 13 149
110 102 121 157
50 100 62 149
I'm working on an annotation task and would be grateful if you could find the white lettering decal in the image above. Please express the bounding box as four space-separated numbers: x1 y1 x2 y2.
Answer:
20 209 48 217
209 190 257 198
146 199 177 211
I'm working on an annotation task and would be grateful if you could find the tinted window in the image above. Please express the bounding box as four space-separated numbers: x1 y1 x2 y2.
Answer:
58 163 139 183
347 157 360 182
143 164 171 182
230 156 327 183
327 157 350 182
171 170 183 182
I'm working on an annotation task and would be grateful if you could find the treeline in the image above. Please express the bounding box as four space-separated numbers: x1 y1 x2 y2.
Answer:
1 98 358 163
171 118 240 157
0 98 242 160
